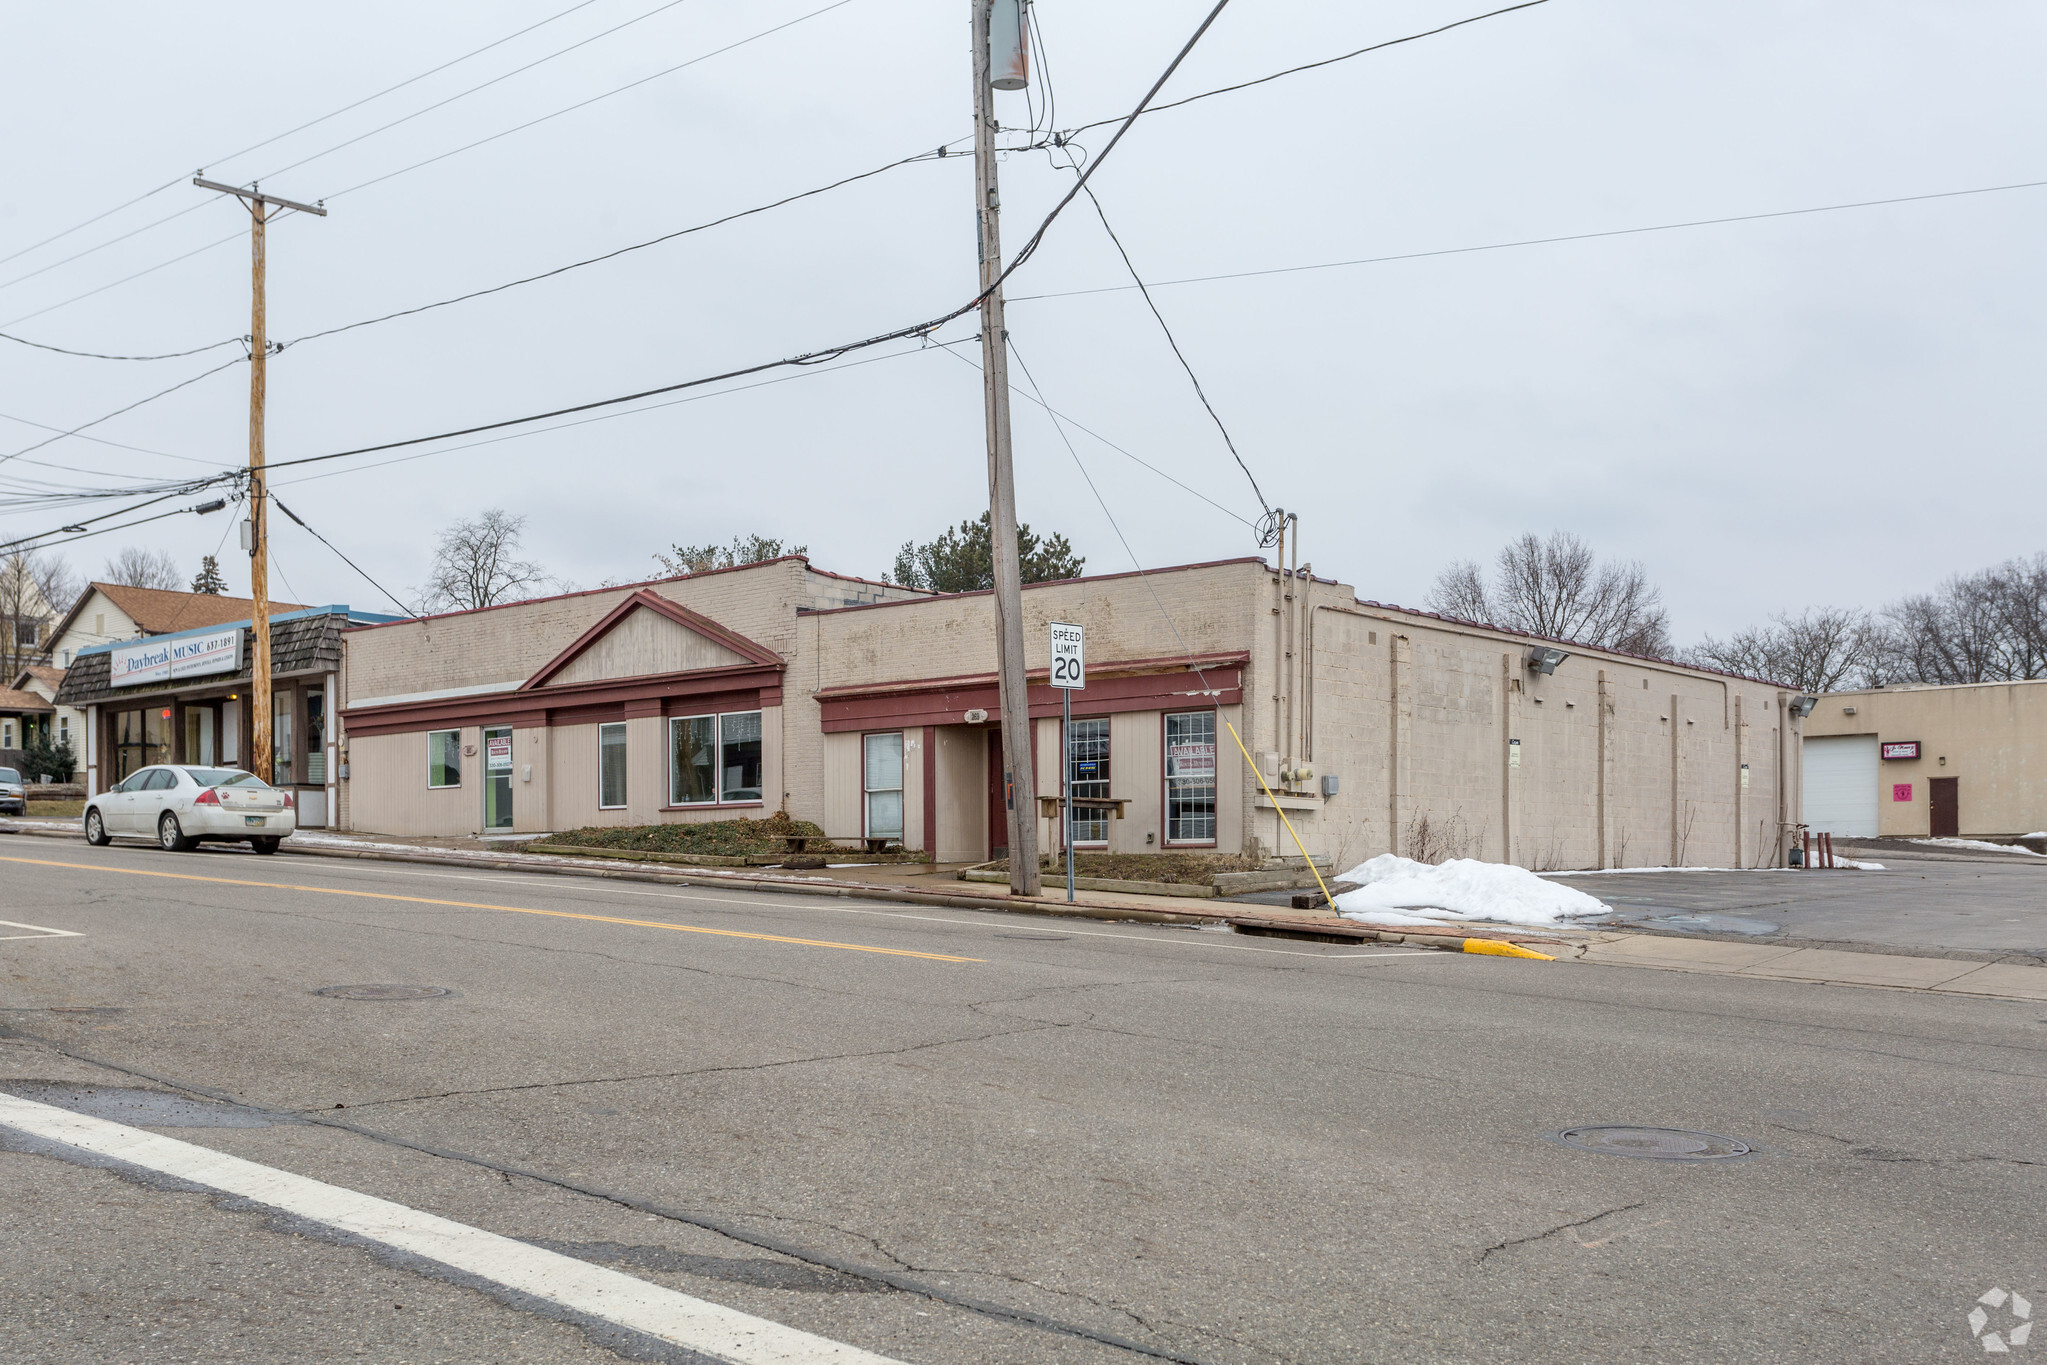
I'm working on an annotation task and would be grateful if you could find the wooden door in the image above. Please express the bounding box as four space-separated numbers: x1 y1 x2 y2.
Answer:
987 730 1008 860
1929 776 1959 839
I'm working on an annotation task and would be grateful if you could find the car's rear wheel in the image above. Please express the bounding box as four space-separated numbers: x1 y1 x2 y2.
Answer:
158 811 194 853
250 837 280 855
84 808 109 846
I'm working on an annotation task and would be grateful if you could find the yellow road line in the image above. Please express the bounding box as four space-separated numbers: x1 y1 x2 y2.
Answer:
0 855 982 963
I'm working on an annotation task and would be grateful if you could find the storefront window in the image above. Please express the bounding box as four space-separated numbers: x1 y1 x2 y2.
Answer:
1164 711 1217 844
598 722 628 808
113 707 171 782
427 730 462 788
864 732 903 840
273 691 294 786
720 711 763 803
1067 718 1111 843
669 715 716 805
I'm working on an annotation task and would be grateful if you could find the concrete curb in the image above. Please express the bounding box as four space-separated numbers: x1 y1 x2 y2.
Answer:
1 820 1568 959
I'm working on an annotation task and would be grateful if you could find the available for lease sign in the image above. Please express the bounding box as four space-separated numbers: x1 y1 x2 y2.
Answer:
109 627 242 687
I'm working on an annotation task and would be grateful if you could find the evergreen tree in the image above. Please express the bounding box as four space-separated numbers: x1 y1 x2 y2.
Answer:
190 555 228 595
891 513 1084 593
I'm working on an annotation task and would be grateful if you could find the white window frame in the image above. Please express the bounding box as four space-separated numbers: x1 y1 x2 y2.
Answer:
718 710 764 804
863 731 904 842
667 713 717 807
598 721 629 810
426 729 462 789
1163 710 1218 846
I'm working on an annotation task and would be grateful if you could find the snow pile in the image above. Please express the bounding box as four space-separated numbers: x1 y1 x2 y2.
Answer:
1910 838 2047 858
1332 854 1611 927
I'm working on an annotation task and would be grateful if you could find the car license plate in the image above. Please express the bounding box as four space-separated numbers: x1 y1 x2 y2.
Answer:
244 815 266 827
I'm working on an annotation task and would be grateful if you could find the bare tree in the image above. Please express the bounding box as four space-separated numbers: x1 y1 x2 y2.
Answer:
2 552 80 678
420 509 550 612
1427 532 1671 655
101 546 182 591
1879 559 2047 685
1690 607 1886 692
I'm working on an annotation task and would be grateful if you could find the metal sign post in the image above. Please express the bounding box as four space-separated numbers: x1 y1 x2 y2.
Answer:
1050 623 1085 902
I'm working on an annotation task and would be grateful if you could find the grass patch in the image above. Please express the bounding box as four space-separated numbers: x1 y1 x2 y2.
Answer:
549 810 828 858
26 800 83 818
1045 852 1261 885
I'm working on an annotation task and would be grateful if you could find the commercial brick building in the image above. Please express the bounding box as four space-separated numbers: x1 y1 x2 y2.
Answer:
335 555 1805 871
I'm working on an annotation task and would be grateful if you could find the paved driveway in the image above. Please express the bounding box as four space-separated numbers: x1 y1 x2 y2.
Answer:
1550 843 2047 958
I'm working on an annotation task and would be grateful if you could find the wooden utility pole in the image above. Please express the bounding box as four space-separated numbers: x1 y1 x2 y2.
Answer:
970 0 1041 895
193 178 326 783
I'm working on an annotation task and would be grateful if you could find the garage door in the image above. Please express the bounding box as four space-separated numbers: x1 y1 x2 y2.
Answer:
1803 735 1880 837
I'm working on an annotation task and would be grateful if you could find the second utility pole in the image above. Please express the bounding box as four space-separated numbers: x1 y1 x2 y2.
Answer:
194 177 326 784
970 0 1041 896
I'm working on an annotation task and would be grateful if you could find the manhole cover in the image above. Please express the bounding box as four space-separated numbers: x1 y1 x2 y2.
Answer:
313 984 456 1002
1551 1126 1754 1161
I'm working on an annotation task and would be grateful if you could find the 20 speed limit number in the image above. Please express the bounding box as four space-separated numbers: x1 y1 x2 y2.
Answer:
1050 622 1084 690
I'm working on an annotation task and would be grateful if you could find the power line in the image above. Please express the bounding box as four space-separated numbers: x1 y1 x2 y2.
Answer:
210 0 608 173
0 0 606 271
0 0 863 336
252 1 1239 481
1071 176 1271 532
1012 175 2047 303
0 200 221 296
0 227 245 330
0 356 245 467
252 0 698 186
1058 0 1551 141
319 0 860 203
927 337 1255 531
275 334 970 488
278 143 938 350
271 493 412 616
0 328 244 362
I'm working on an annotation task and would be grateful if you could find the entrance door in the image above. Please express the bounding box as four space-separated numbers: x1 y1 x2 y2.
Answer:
1929 776 1960 839
483 726 514 830
183 708 215 767
986 730 1008 860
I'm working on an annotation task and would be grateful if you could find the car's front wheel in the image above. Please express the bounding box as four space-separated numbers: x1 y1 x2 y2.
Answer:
84 808 109 846
158 811 195 853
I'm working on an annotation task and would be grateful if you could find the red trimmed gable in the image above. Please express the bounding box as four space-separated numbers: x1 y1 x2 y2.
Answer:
520 589 784 691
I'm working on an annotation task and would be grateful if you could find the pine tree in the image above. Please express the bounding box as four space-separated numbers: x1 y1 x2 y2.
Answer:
190 554 228 595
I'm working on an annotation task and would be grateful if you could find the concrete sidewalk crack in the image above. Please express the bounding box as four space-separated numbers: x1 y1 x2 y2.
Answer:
1476 1203 1644 1265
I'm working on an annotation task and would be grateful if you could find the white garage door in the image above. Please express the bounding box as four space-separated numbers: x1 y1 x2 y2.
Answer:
1803 735 1880 837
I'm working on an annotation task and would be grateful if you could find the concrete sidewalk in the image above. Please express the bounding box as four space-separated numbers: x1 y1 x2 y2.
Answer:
1573 930 2047 1000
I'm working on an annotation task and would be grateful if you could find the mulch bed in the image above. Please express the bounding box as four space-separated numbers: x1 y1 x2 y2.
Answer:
549 810 827 858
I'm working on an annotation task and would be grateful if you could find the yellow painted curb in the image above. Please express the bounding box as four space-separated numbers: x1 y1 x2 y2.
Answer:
1462 937 1554 961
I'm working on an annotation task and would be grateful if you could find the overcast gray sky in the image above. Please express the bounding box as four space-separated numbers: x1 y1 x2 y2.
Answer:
3 0 2042 640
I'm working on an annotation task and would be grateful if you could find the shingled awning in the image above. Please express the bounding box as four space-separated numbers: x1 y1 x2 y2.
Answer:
54 612 349 709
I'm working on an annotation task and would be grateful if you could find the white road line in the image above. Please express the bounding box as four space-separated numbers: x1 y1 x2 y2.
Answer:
0 919 83 941
0 1093 903 1365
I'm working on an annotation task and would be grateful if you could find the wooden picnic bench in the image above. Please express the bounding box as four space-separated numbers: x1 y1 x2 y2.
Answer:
1035 796 1130 821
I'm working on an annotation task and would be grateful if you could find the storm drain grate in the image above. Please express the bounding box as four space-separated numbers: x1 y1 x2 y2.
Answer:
313 984 456 1002
1551 1126 1754 1161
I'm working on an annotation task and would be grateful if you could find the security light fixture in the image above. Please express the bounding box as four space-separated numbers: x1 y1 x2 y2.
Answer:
1789 695 1818 718
1526 646 1569 675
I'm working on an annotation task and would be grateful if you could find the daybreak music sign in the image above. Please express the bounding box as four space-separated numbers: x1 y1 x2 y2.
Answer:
109 628 243 687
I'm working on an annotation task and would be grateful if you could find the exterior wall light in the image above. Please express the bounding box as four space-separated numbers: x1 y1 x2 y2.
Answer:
1526 646 1569 675
1789 695 1819 718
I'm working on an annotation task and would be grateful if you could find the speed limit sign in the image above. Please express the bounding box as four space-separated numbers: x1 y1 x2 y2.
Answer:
1049 622 1084 690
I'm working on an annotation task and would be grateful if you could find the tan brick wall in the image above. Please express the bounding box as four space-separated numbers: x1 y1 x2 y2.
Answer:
1805 679 2047 837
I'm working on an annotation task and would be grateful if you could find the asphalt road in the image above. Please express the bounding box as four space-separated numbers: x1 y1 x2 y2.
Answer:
1550 845 2047 958
3 839 2044 1363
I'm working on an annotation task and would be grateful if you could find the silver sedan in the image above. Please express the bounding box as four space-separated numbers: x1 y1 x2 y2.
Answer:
84 765 297 853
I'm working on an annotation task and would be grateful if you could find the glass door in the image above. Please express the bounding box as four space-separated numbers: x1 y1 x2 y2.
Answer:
482 726 514 830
